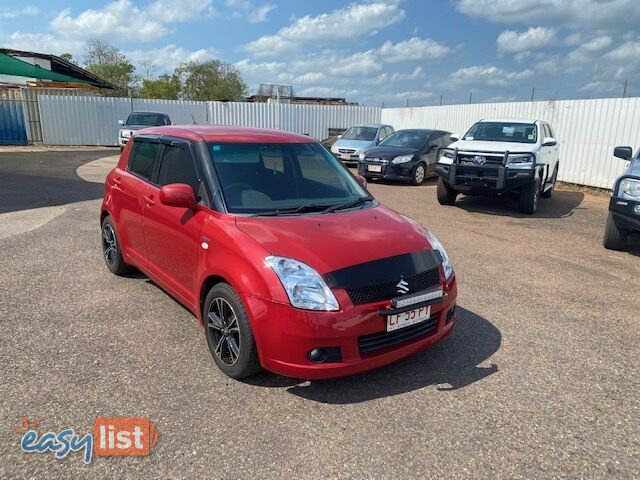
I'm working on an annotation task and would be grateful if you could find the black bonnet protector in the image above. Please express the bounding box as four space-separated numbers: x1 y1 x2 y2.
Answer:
324 250 443 289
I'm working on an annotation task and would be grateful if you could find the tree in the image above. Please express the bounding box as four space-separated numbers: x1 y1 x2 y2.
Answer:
59 53 74 63
82 39 136 96
140 74 180 100
175 60 247 101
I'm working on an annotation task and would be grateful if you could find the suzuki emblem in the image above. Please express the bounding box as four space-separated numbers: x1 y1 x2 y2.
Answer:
396 278 409 295
472 155 487 165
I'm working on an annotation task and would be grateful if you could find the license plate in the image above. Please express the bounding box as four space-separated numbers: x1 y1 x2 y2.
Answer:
386 306 431 332
367 164 382 172
340 153 352 160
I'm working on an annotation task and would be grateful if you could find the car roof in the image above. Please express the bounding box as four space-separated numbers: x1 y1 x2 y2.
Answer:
351 123 391 128
393 128 435 133
136 125 318 144
128 111 170 115
479 118 540 124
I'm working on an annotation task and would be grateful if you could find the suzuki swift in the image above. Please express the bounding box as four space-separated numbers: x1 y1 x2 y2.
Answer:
100 126 457 379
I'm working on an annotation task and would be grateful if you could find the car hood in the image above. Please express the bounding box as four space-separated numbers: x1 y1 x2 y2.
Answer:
122 124 162 131
235 205 432 275
363 145 418 160
333 138 374 150
449 139 536 153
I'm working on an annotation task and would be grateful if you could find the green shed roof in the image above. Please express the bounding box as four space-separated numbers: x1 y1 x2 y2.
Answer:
0 52 89 84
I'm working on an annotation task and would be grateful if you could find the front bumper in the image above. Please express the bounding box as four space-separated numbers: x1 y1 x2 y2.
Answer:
358 159 413 181
610 197 640 233
118 137 129 147
332 152 359 164
244 276 457 379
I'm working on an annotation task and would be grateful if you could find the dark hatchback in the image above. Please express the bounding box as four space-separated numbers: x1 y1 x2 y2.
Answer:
358 129 452 185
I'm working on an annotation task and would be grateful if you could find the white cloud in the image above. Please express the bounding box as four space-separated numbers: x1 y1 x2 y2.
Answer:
449 64 533 87
225 0 275 23
0 5 39 19
127 45 220 72
378 37 449 63
390 67 425 81
245 2 405 56
497 27 556 54
6 32 84 55
567 35 613 64
50 0 214 42
605 39 640 62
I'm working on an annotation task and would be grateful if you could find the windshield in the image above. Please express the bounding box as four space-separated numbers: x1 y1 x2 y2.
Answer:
341 126 377 141
379 131 428 149
126 113 169 126
463 122 537 144
208 142 370 214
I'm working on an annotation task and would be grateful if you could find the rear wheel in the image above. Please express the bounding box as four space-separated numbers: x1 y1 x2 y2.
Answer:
437 178 457 205
410 163 426 185
101 216 130 275
204 283 261 379
518 179 540 214
603 212 627 250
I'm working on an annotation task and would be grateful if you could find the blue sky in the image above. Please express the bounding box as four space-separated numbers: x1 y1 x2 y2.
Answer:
1 0 639 106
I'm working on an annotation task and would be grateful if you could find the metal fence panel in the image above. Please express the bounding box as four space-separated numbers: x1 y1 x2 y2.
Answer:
381 98 640 188
0 100 28 145
208 101 380 140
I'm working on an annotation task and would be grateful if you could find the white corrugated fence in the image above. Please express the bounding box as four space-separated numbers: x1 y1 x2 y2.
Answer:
34 94 640 188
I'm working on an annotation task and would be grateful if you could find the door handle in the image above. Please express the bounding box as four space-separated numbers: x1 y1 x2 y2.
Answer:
113 176 122 188
143 194 155 207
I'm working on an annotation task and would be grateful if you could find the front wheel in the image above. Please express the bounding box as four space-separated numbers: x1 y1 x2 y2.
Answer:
437 178 457 205
518 179 540 214
603 212 627 250
204 283 261 379
410 163 426 185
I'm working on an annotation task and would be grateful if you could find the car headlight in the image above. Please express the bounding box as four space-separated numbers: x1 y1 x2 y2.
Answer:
358 149 367 161
507 153 534 169
392 154 413 164
265 256 339 311
120 130 131 139
618 178 640 200
425 231 454 281
331 144 338 154
438 149 455 165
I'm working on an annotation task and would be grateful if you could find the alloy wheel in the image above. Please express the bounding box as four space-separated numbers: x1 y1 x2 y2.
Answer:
415 165 425 183
207 297 241 366
102 224 117 267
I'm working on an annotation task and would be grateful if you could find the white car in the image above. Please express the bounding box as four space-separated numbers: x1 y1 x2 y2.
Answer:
435 119 560 214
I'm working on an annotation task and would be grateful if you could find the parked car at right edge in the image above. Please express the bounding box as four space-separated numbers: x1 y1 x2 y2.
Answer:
603 146 640 250
435 119 560 214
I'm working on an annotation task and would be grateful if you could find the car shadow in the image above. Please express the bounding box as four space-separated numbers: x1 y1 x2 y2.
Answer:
0 150 113 214
452 189 585 219
243 307 501 404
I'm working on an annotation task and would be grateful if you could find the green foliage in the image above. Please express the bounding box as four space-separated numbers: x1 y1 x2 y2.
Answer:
140 74 181 100
175 60 247 101
85 62 135 97
59 53 74 63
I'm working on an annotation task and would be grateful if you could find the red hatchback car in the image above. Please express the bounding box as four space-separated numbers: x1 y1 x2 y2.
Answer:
101 126 457 379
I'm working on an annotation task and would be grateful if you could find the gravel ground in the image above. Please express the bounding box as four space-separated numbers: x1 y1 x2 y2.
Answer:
0 150 638 479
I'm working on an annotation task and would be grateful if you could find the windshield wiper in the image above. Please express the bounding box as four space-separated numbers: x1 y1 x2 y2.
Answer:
250 204 332 217
322 196 374 214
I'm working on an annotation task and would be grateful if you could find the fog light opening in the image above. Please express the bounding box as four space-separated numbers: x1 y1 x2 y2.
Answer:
308 348 329 364
634 205 640 215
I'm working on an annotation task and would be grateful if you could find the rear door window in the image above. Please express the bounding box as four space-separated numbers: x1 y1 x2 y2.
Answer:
157 143 198 191
128 140 160 181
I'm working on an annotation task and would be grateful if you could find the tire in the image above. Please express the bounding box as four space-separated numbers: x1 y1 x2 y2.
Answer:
437 178 457 205
101 216 131 275
119 146 124 153
603 212 627 250
541 165 558 198
410 163 426 185
518 179 540 214
204 283 261 379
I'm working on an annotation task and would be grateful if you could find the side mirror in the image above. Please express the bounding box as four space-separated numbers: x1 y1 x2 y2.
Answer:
337 134 342 139
542 137 557 147
449 133 460 142
375 138 381 145
429 144 438 151
614 146 633 160
118 120 124 126
159 183 197 209
355 175 367 188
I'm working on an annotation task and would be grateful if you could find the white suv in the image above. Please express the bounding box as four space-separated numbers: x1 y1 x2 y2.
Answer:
435 119 559 214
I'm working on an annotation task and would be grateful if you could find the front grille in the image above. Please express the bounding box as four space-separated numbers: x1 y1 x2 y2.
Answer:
338 148 356 154
358 314 438 354
364 157 388 164
458 153 504 165
345 268 440 305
